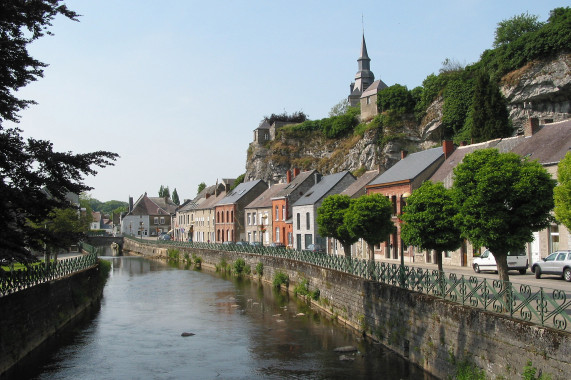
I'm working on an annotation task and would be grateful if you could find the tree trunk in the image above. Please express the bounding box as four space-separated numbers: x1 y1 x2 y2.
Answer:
494 252 510 284
367 243 375 262
437 250 443 272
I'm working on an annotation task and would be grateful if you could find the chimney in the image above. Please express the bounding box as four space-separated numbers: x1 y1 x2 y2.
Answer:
525 117 540 137
293 168 300 178
205 193 210 199
128 196 133 212
400 150 408 160
286 170 292 183
442 140 454 159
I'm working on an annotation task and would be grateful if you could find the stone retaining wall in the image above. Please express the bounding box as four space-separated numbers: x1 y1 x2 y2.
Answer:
0 264 107 376
124 239 571 379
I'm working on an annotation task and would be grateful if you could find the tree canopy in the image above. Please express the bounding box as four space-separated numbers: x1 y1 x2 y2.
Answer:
493 12 544 48
554 151 571 230
345 194 394 261
452 149 556 282
172 188 180 205
400 181 461 271
197 182 207 195
316 195 358 258
0 1 118 263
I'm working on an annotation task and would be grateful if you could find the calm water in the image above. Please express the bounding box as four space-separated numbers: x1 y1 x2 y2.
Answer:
17 256 435 380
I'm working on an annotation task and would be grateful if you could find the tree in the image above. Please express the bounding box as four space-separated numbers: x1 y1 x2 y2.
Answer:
493 12 544 48
465 71 512 143
230 174 245 191
554 151 571 229
317 195 358 258
345 194 395 261
0 1 118 263
158 185 170 198
377 84 415 114
452 149 556 283
172 188 180 205
197 182 206 195
159 185 165 197
400 181 462 272
328 99 349 117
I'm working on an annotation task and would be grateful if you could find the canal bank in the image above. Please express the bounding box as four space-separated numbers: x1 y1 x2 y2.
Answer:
0 261 110 377
124 238 571 380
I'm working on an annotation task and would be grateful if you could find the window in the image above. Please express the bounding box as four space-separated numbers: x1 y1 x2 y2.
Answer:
282 205 286 221
550 225 560 252
154 217 159 224
275 227 280 242
247 213 251 225
253 212 257 225
306 212 310 230
297 213 300 230
160 217 165 224
275 206 279 220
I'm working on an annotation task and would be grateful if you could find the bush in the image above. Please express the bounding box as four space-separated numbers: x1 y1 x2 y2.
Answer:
233 258 246 275
255 262 264 276
167 249 180 261
192 255 202 269
273 271 289 288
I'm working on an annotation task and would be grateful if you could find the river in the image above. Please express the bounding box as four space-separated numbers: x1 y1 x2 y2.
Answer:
18 255 435 379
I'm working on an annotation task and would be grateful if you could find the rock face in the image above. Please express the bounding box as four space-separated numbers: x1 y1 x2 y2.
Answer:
244 54 571 184
501 52 571 131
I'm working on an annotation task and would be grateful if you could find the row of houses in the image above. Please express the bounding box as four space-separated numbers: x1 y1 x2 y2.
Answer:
119 118 570 268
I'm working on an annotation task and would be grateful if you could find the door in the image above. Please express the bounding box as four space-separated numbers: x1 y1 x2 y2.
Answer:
296 234 302 250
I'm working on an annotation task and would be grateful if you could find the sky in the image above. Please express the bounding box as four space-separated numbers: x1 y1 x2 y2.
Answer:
7 0 566 203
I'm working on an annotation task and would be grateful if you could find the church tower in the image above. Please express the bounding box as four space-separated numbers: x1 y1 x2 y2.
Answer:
348 34 375 107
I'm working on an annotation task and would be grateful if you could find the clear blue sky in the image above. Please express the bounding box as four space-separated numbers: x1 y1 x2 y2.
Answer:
9 0 565 203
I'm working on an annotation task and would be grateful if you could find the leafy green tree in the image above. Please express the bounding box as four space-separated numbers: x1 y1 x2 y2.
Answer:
554 151 571 229
465 71 512 143
328 99 349 117
197 182 207 195
172 188 180 205
158 185 164 197
493 12 544 48
317 195 358 258
452 149 556 283
345 194 395 261
377 84 415 114
401 181 461 272
230 174 245 191
0 1 118 263
441 75 473 138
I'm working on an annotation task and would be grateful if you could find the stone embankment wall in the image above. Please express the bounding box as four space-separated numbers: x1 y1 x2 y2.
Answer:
0 264 107 376
124 239 571 380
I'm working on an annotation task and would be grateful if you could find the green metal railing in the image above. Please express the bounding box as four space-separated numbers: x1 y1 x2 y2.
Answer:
0 252 98 297
126 236 571 331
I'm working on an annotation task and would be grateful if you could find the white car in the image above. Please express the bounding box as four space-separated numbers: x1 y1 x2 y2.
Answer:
472 249 528 275
531 251 571 281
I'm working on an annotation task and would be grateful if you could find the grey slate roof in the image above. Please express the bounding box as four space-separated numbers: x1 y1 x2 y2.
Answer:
368 147 444 186
293 171 354 207
272 170 318 199
361 79 388 98
511 120 571 165
245 183 287 209
340 170 379 198
217 180 266 206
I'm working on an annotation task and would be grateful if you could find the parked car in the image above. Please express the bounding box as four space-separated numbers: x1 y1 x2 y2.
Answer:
236 241 248 246
158 234 171 241
472 249 528 274
249 241 263 247
531 250 571 281
270 242 285 248
306 244 324 253
222 241 235 245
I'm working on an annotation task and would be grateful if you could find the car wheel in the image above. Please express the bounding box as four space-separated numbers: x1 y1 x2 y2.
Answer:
564 268 571 282
535 267 541 279
473 264 480 273
519 269 526 275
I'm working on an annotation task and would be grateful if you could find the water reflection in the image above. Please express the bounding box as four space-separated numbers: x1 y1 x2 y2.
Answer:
19 256 435 380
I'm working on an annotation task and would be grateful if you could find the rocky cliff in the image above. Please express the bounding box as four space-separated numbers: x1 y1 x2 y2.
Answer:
245 53 571 183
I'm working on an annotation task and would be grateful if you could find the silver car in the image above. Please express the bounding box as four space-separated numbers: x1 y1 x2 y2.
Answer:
532 251 571 281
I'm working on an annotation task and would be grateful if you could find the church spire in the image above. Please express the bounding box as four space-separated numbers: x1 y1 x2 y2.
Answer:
348 33 375 107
